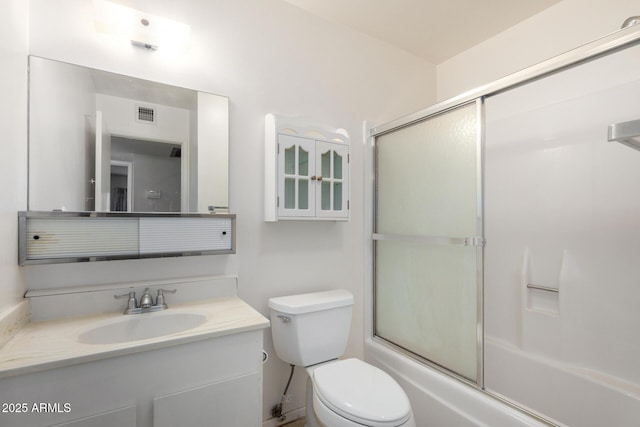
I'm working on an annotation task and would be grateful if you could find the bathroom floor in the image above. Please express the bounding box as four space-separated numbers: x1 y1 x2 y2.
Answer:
282 419 305 427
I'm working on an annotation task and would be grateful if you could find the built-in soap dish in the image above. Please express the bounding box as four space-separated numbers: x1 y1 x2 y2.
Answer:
521 247 565 315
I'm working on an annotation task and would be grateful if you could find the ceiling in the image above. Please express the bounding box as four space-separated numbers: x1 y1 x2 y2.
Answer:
281 0 562 64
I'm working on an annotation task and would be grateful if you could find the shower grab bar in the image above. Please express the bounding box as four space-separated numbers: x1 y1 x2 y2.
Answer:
526 284 559 293
372 233 485 247
608 118 640 151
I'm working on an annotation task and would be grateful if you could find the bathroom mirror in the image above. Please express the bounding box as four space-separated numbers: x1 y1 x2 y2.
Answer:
28 56 229 213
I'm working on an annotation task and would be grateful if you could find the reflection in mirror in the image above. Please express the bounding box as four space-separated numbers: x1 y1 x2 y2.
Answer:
110 137 182 212
28 56 229 213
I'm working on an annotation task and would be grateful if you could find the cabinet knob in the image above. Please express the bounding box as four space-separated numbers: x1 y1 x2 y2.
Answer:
311 176 317 181
317 176 323 182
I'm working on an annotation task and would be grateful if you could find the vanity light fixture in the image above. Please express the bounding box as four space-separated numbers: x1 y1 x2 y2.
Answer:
93 0 190 52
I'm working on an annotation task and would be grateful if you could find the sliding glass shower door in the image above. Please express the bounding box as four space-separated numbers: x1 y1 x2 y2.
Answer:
374 100 483 383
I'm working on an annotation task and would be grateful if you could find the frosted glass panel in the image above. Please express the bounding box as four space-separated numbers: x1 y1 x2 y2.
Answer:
375 240 478 380
374 101 481 382
377 103 478 237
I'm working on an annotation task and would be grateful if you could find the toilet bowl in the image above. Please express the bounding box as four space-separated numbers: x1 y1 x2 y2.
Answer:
268 290 415 427
307 358 414 427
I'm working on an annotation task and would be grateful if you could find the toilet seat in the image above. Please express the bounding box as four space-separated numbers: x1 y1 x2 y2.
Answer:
312 359 412 427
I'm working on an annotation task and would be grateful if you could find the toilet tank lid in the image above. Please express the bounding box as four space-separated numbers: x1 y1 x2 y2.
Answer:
268 290 354 314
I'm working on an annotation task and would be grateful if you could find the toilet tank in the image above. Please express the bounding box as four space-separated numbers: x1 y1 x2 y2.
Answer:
268 289 354 367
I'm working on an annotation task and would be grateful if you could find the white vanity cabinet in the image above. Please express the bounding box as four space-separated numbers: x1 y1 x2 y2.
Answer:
0 328 264 427
265 114 350 221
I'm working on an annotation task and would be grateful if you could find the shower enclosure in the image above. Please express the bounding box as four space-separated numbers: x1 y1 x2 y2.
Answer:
370 25 640 426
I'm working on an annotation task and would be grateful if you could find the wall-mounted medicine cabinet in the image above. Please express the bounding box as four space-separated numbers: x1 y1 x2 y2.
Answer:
264 114 350 222
18 211 235 265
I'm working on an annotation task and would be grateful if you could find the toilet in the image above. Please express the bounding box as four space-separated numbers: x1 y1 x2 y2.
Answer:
268 289 415 427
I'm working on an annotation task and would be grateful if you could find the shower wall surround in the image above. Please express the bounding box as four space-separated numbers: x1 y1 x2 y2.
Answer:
483 39 640 427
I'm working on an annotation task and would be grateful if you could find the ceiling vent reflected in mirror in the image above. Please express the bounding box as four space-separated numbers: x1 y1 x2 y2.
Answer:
136 105 156 124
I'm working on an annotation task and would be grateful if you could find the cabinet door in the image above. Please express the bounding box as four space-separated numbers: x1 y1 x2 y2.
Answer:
315 141 349 219
278 135 316 218
153 373 261 427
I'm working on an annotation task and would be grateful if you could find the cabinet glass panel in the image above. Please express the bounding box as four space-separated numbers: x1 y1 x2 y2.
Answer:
299 147 309 176
334 151 342 179
334 182 342 210
285 146 295 175
321 182 330 210
284 178 295 209
299 179 309 209
321 150 331 178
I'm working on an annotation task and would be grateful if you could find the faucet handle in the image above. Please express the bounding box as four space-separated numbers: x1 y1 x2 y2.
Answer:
114 291 137 310
114 291 135 299
155 288 176 309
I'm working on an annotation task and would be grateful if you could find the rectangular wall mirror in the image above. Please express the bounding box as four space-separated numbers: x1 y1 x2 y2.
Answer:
28 56 229 213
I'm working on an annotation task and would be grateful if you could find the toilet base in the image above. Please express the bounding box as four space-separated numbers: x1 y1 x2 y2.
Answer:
305 375 320 427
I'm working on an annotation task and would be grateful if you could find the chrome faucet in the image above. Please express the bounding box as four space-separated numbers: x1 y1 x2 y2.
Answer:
114 288 177 315
139 288 154 308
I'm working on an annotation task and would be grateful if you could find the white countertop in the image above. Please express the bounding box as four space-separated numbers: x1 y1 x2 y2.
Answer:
0 297 270 379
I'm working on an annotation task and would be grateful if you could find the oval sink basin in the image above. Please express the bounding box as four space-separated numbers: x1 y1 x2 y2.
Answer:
78 312 207 345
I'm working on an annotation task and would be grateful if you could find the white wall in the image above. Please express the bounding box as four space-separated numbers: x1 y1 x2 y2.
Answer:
0 1 28 313
22 0 436 423
437 0 640 101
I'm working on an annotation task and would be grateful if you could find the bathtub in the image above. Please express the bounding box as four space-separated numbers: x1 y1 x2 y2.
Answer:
366 337 640 427
484 337 640 427
365 337 553 427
